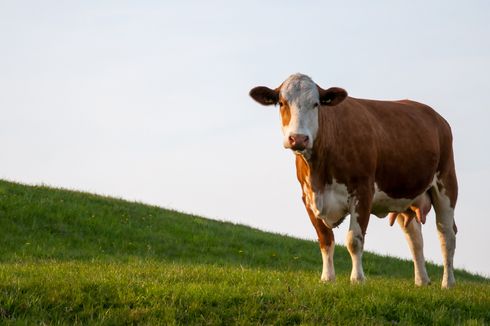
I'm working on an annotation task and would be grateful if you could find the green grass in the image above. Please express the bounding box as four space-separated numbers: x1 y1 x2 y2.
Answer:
0 179 488 324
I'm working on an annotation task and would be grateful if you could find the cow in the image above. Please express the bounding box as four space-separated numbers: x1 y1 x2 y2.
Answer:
249 73 458 288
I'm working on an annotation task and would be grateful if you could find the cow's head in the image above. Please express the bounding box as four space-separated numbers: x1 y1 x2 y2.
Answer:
249 74 347 153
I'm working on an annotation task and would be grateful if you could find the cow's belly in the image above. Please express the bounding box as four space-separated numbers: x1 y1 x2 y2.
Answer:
371 192 412 218
303 180 349 228
304 181 433 225
371 182 432 218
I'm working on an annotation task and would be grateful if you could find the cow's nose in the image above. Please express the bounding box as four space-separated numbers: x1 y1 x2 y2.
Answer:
288 134 309 150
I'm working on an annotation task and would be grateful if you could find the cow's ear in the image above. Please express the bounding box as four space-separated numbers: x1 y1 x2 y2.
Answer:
318 87 348 106
249 86 279 106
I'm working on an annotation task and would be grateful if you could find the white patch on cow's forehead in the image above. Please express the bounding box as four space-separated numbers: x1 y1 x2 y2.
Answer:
280 73 319 103
279 73 320 151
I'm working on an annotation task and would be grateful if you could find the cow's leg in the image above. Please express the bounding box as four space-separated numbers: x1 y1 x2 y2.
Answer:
318 222 335 282
397 216 430 286
346 214 365 283
346 191 372 283
430 174 457 289
305 205 335 281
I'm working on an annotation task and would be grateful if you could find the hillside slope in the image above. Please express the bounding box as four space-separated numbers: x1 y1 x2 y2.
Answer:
0 179 488 324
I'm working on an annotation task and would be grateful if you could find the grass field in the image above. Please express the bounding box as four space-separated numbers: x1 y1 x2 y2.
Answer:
0 179 488 324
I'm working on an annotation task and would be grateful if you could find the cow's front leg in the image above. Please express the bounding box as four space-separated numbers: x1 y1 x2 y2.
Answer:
346 193 371 283
319 224 335 282
305 204 336 282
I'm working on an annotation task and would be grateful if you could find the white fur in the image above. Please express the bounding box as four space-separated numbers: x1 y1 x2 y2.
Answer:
397 215 430 286
279 74 320 149
371 181 436 218
346 209 365 283
320 243 336 282
303 178 350 228
430 177 456 288
372 185 413 217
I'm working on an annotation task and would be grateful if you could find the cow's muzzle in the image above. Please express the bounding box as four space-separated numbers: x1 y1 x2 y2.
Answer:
287 134 309 151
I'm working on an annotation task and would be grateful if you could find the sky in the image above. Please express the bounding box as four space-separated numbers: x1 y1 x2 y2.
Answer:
1 1 489 277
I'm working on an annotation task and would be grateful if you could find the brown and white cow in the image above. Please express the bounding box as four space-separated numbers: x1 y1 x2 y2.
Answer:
249 73 458 288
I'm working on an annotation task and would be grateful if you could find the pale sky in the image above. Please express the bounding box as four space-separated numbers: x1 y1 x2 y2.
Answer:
1 1 489 277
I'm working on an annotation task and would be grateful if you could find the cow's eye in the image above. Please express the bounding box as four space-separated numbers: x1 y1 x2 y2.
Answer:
313 102 319 108
279 101 284 107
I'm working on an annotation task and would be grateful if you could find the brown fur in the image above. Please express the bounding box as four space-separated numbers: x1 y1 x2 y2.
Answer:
279 94 292 127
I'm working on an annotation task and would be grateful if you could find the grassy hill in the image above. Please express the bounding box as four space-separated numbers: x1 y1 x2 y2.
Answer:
0 179 488 324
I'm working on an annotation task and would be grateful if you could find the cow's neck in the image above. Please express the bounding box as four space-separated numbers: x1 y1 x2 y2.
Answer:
300 148 332 193
298 107 342 192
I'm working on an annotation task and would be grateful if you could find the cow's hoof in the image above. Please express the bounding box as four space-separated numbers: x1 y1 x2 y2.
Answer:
415 278 431 286
441 273 456 289
441 280 455 289
350 275 366 284
320 275 336 283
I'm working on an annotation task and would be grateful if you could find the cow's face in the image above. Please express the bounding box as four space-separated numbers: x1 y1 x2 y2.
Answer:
250 74 347 153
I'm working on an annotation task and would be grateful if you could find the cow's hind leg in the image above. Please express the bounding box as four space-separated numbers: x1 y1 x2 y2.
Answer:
430 177 457 289
397 215 430 286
